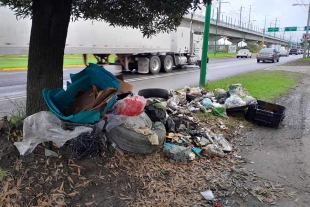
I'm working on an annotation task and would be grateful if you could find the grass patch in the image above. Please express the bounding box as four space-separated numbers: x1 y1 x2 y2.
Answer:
208 52 236 59
299 57 310 61
0 168 7 181
0 54 98 69
206 70 302 102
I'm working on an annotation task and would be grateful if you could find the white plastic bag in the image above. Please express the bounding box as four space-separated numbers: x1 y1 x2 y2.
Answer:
224 95 246 109
14 111 93 155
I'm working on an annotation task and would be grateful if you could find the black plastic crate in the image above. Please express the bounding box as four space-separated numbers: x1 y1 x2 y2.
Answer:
245 100 286 128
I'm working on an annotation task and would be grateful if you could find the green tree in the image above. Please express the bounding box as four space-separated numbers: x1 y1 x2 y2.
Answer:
241 42 260 53
0 0 208 115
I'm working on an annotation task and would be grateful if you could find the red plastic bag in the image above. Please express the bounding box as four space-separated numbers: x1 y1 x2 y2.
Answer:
116 95 147 116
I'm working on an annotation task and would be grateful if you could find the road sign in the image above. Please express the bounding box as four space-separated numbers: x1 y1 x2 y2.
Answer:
285 27 297 32
260 41 264 45
305 26 310 31
302 33 310 40
267 27 279 32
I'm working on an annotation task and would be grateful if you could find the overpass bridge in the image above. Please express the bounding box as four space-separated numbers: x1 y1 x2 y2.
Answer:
182 14 289 48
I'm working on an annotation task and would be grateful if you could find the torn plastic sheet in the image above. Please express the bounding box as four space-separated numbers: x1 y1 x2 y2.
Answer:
14 111 93 155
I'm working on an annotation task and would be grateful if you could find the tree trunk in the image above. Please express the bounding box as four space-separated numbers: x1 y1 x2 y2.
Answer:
26 0 72 116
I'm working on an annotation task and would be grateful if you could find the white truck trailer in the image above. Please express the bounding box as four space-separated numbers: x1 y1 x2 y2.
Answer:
0 7 204 74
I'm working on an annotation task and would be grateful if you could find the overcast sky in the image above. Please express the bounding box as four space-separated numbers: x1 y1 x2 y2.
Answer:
196 0 310 42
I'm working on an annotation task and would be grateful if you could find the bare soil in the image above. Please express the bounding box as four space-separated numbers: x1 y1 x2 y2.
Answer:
281 58 310 66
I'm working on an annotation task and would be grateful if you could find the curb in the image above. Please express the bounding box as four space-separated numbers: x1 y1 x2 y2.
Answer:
1 64 85 71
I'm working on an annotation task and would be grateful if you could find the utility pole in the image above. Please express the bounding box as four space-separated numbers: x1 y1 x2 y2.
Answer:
240 6 243 27
274 18 277 37
248 5 252 29
305 4 310 58
262 16 267 46
215 7 219 56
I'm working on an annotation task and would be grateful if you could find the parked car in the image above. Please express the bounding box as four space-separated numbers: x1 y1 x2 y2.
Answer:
300 49 304 54
289 48 298 55
298 49 302 54
257 48 280 63
236 49 252 58
279 49 289 57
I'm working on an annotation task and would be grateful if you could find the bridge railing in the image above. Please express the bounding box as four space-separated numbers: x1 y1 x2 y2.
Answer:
184 14 289 42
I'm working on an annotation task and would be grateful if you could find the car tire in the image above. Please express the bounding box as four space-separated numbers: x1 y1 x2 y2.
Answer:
246 55 248 58
272 58 275 63
263 60 265 63
106 124 166 154
250 56 252 58
257 60 260 63
277 58 279 62
138 88 169 99
237 56 239 58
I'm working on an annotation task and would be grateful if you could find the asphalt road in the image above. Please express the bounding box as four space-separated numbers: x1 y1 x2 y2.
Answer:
0 55 301 116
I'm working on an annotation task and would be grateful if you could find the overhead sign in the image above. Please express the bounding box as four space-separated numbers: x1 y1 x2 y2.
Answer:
304 26 310 31
268 27 279 32
302 33 310 40
285 27 297 32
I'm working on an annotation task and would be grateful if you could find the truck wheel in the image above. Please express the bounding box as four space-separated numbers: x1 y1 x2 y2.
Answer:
161 55 173 73
149 55 161 74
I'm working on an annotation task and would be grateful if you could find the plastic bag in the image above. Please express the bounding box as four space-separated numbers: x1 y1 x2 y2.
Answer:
106 114 128 132
243 95 257 105
212 106 227 118
228 83 249 98
115 95 146 116
202 98 213 109
153 102 168 110
189 87 202 96
14 111 93 155
144 105 166 124
214 88 226 95
224 95 246 109
122 112 153 130
163 143 195 162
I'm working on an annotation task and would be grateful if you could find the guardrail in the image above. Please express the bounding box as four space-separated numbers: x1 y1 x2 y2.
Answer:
184 14 289 42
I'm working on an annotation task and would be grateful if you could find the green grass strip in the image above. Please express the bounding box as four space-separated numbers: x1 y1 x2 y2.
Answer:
205 70 302 102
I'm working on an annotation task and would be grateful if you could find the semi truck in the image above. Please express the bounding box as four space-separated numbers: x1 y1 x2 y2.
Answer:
0 7 205 74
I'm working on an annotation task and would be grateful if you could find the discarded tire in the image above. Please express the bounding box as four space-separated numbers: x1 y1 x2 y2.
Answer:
106 123 166 154
138 88 169 99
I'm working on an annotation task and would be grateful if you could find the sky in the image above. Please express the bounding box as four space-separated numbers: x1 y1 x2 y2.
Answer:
196 0 310 43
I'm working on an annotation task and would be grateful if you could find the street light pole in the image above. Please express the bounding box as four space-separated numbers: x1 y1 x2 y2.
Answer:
274 18 277 37
262 16 267 46
248 5 252 29
305 4 310 58
199 0 212 86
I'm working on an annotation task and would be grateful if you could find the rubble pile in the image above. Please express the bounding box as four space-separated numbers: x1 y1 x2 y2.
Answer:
9 64 291 205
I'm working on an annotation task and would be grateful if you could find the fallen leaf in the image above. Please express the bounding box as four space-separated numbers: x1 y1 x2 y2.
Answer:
67 191 79 197
85 201 94 206
67 176 74 184
59 181 64 191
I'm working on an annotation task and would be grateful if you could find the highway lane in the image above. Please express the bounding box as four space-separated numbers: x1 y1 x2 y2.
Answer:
0 55 301 116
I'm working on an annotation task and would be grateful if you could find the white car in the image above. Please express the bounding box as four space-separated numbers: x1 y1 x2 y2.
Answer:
237 49 252 58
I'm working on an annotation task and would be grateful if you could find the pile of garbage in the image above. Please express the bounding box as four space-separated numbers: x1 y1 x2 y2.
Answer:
16 64 287 163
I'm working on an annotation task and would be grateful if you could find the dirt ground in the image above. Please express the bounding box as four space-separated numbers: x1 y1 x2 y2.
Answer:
1 61 310 207
281 58 310 66
233 65 310 207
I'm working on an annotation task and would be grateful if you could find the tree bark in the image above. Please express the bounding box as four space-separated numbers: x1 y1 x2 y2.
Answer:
26 0 72 115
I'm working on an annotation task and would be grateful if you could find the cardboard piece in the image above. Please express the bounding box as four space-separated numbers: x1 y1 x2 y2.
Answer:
114 73 133 94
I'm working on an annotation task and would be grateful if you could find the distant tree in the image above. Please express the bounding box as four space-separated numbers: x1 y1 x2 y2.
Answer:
0 0 209 115
241 42 260 53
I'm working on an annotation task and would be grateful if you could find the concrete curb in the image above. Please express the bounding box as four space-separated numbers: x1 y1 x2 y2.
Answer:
1 64 85 71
